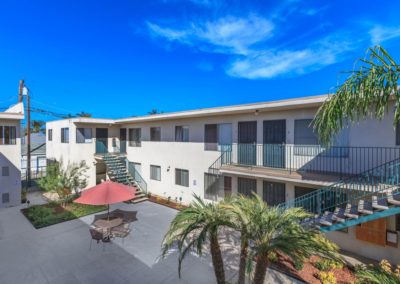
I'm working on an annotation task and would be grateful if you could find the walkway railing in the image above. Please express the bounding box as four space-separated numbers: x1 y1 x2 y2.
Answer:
278 157 400 214
127 162 148 194
226 144 400 177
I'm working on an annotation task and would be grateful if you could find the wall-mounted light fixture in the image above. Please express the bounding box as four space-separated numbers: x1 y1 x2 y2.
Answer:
254 109 259 116
167 166 171 172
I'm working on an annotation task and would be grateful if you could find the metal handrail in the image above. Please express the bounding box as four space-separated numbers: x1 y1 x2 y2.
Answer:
127 161 148 194
224 144 400 177
278 157 400 214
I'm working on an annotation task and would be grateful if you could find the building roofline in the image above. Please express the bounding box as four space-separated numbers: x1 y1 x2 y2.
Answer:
46 117 115 125
115 94 329 124
44 94 330 125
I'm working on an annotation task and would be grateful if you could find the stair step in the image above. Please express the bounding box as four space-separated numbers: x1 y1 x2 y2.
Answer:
319 211 334 226
131 197 149 204
358 200 374 215
372 196 389 210
332 207 346 223
344 204 359 219
387 190 400 205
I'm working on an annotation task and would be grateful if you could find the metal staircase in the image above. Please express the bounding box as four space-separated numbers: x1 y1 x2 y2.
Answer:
278 158 400 232
102 155 148 203
204 150 232 200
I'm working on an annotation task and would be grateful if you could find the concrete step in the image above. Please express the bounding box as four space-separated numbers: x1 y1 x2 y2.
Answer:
372 196 389 210
358 200 374 215
131 197 149 204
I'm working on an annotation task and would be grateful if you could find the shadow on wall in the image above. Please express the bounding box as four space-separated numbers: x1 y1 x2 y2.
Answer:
0 152 21 206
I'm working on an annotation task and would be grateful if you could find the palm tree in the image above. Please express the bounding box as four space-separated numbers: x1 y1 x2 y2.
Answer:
31 120 45 133
162 195 232 284
76 111 92 117
313 45 400 145
148 109 163 115
220 195 254 284
244 195 340 284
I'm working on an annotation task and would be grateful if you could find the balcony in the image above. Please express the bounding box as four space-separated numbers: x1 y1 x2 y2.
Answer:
220 144 400 180
94 139 126 157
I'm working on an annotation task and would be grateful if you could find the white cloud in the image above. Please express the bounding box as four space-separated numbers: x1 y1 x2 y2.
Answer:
227 37 354 79
147 22 189 41
146 15 274 55
145 9 399 80
370 25 400 45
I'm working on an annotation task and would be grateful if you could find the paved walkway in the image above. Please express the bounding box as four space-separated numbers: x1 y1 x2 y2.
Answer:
0 193 301 284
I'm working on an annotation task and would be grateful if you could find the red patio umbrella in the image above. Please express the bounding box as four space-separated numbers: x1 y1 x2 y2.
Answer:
74 180 136 218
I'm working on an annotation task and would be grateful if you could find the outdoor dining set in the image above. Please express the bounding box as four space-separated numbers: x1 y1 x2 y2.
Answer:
73 180 139 249
89 209 137 248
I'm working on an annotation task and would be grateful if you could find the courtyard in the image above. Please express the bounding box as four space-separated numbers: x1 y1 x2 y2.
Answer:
0 193 298 284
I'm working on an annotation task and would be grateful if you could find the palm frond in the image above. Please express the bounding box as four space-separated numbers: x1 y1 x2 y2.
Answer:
313 45 400 145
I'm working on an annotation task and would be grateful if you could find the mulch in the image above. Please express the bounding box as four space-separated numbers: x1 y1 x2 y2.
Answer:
271 255 356 284
148 195 187 211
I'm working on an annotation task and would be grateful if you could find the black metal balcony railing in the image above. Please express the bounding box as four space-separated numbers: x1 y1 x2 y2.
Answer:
223 144 400 177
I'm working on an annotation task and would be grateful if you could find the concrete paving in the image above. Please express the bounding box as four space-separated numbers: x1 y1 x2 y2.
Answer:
0 194 301 284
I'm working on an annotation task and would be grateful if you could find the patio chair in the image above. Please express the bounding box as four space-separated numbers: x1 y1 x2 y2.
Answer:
89 228 105 250
111 223 130 244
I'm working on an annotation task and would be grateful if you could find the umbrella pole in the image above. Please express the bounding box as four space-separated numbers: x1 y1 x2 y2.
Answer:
107 204 110 220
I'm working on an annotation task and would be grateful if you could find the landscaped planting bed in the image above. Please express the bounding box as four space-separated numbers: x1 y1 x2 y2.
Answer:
22 202 107 229
271 254 356 284
148 195 187 211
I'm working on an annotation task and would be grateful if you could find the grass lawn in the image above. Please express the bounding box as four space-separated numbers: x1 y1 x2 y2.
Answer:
21 202 107 229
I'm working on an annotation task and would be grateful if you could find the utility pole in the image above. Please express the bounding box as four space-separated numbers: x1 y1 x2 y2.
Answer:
19 80 31 188
18 80 24 103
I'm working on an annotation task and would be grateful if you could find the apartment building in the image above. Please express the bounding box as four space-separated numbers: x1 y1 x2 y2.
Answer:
0 102 24 208
46 95 400 263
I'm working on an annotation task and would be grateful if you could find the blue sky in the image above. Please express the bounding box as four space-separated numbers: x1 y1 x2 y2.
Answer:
1 0 400 121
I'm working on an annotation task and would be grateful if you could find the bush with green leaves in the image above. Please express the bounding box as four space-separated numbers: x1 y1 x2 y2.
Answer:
37 160 89 205
356 261 400 284
314 258 344 272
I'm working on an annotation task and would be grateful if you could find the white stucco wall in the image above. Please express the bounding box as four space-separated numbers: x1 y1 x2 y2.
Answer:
45 100 400 264
0 119 22 208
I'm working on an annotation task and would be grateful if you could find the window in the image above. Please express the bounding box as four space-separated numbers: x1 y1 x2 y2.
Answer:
2 166 9 177
76 128 92 143
237 177 256 197
48 129 53 141
294 119 318 145
205 124 217 150
204 173 220 200
204 123 232 151
150 127 161 141
0 126 17 145
150 165 161 181
175 168 189 187
129 128 141 147
175 126 189 142
263 181 285 206
224 176 232 197
61 128 69 143
2 193 9 204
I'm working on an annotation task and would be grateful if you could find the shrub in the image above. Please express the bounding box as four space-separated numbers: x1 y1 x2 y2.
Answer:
317 271 336 284
314 259 344 271
356 263 400 284
293 260 304 271
267 251 278 263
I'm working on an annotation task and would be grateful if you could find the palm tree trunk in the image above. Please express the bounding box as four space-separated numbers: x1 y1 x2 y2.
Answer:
238 239 248 284
209 233 225 284
252 253 269 284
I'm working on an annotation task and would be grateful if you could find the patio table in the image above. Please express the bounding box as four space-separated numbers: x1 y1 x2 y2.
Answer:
93 217 123 241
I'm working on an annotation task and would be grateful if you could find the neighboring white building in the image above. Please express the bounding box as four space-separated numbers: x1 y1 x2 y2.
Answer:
21 132 47 180
0 102 24 208
46 95 400 263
